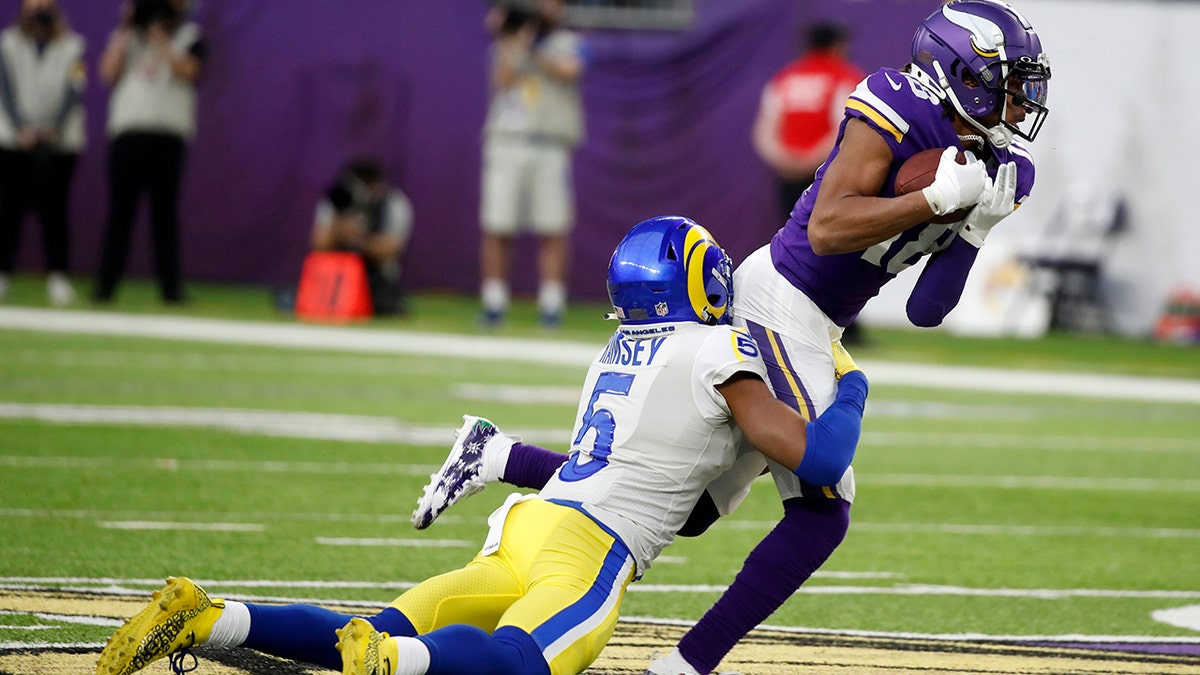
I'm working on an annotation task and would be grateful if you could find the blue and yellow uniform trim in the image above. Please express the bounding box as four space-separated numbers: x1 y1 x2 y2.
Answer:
391 498 635 675
744 320 844 500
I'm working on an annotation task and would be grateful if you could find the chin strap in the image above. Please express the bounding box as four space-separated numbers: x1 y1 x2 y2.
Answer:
922 60 1013 150
986 124 1013 148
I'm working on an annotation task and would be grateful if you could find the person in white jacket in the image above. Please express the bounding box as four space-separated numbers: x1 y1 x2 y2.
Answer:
0 0 86 306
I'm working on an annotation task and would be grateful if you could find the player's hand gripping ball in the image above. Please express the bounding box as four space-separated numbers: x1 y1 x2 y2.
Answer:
895 147 975 224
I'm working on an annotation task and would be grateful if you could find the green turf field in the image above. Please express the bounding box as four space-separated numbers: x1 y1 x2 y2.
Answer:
1 275 1198 660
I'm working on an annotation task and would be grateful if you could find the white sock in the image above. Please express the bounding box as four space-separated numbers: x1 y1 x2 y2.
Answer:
391 636 431 675
204 600 249 649
481 279 508 313
483 433 516 483
537 280 566 315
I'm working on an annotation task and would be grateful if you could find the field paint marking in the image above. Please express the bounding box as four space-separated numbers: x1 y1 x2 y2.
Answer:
623 616 1200 644
864 431 1200 454
1153 605 1200 631
3 306 1200 403
97 521 265 532
4 402 1198 457
720 520 1200 539
3 403 1198 457
16 452 1198 491
0 610 121 627
453 383 579 405
315 537 472 548
0 641 106 649
0 453 444 475
2 577 1197 601
865 473 1200 492
0 308 601 366
0 507 428 525
6 506 1199 540
0 403 571 446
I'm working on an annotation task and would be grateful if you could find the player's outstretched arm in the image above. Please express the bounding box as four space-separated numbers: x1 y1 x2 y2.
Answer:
719 361 868 486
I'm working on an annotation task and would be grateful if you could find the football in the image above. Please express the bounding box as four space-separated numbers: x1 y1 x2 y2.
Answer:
894 148 971 224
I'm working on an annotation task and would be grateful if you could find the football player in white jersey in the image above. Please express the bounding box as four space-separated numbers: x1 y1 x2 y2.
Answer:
95 216 868 675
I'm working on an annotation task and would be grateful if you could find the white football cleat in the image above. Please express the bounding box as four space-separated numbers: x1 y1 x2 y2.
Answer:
411 415 512 529
645 648 702 675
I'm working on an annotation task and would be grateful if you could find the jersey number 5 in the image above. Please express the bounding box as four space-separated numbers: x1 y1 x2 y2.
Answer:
559 371 634 482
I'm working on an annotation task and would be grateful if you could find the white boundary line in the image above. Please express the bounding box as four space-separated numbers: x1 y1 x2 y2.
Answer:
2 580 1198 647
3 307 1200 402
2 577 1197 600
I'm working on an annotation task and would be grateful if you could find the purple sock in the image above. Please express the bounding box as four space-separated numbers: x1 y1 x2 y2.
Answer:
502 442 566 489
678 498 850 674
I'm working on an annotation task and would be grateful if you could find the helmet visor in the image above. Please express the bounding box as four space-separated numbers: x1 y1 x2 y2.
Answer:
998 62 1050 142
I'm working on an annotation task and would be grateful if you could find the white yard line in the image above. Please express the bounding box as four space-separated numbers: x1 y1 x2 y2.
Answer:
97 521 265 532
2 576 1198 601
5 577 1200 646
0 402 571 445
3 306 1200 402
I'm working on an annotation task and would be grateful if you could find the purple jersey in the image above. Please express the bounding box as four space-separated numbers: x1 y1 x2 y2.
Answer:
769 67 1036 326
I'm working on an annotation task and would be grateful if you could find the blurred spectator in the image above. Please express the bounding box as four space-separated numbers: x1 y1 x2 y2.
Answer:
752 21 866 344
0 0 86 306
93 0 204 305
479 0 585 328
753 22 863 220
312 159 413 316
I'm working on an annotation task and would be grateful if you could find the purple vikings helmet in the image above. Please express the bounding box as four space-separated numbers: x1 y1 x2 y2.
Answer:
607 216 733 326
910 0 1050 147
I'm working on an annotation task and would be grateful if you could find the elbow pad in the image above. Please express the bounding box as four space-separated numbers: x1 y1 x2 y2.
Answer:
794 371 868 485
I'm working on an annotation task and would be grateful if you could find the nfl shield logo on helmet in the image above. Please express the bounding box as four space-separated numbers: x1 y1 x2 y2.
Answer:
655 301 669 317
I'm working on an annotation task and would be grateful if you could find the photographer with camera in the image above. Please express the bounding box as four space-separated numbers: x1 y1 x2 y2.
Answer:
478 0 585 328
0 0 86 306
93 0 204 304
311 159 414 317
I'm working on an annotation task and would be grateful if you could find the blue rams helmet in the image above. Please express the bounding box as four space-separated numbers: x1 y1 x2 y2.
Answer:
607 216 733 326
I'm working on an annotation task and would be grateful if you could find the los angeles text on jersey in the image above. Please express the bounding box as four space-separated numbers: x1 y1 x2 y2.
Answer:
598 333 667 367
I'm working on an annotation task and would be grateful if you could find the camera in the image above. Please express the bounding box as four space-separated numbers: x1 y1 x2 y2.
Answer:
491 0 546 36
130 0 179 30
326 175 369 215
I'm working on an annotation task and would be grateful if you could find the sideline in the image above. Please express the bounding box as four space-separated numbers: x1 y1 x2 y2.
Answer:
3 306 1200 403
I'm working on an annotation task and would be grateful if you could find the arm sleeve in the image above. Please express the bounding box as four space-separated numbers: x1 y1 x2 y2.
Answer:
794 371 868 485
905 236 980 327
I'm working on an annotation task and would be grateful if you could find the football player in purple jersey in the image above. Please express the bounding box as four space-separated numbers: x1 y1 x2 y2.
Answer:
653 2 1048 672
412 2 1051 674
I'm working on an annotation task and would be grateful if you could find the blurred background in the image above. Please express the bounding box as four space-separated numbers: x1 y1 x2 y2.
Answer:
7 0 1200 341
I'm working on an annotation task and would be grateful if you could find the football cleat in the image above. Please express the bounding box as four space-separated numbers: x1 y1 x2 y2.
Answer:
644 648 702 675
96 576 224 675
336 617 398 675
411 415 499 530
644 648 742 675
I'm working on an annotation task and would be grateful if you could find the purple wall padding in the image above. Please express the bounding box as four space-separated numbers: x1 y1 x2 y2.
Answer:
29 0 938 300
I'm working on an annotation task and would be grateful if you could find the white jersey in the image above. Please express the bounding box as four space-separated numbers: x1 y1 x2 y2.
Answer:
536 321 768 575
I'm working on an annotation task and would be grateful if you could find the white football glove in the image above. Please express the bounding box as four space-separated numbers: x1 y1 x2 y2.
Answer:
921 147 986 217
958 161 1017 248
